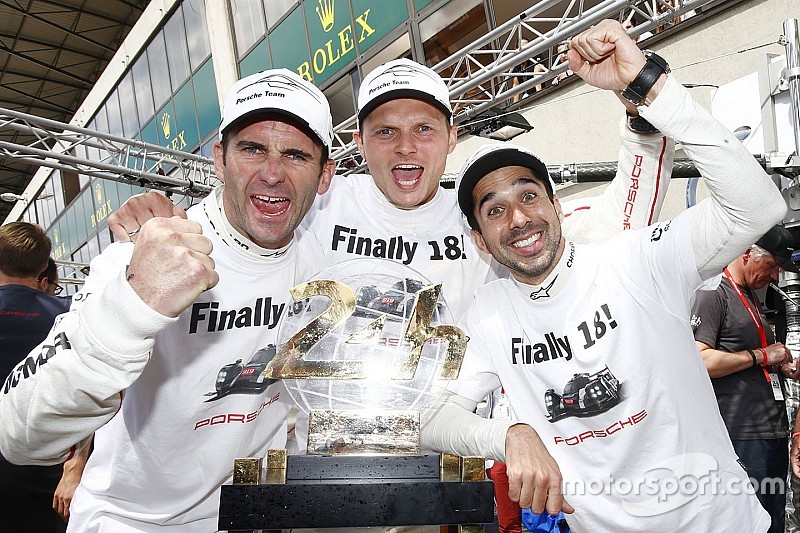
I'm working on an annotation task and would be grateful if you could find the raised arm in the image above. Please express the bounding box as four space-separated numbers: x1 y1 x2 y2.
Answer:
561 116 675 243
568 20 785 279
0 217 216 465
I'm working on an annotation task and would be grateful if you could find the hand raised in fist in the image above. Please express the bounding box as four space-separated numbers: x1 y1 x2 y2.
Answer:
126 217 219 317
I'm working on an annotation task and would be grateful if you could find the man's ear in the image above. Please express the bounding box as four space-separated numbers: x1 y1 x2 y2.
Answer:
212 141 226 183
471 228 489 254
742 248 752 265
553 194 564 222
37 277 49 292
353 131 365 158
317 159 336 195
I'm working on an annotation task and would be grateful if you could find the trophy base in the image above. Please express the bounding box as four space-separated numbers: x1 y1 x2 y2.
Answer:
307 409 419 455
218 454 493 530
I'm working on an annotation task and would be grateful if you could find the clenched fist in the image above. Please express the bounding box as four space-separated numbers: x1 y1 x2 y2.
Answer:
126 217 219 317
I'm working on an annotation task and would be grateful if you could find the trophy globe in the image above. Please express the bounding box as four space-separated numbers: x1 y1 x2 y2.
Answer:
271 258 466 454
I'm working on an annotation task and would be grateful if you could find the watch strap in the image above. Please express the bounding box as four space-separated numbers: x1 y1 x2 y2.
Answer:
622 51 670 105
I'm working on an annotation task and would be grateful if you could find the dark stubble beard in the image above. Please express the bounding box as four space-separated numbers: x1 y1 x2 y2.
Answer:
492 221 563 283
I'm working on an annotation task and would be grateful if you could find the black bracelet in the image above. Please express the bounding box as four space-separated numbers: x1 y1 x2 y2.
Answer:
622 51 670 105
747 349 758 367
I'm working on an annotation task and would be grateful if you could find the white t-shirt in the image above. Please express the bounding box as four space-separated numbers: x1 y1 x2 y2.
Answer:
303 123 673 321
448 213 769 533
302 175 500 320
2 187 328 532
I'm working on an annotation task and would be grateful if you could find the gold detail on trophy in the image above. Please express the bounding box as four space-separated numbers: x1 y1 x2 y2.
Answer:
316 0 335 32
263 279 370 379
440 453 461 482
393 284 468 380
346 314 386 345
307 409 419 455
263 280 467 381
265 449 287 484
233 457 262 485
461 457 486 482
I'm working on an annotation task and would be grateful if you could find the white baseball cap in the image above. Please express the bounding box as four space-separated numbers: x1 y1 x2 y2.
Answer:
357 58 452 128
219 69 334 151
457 144 556 229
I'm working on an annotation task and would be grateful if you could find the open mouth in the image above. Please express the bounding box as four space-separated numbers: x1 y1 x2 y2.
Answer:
392 164 424 187
251 194 289 216
511 232 542 249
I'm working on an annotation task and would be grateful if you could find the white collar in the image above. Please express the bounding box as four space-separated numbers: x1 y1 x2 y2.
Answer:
512 241 576 301
203 186 293 262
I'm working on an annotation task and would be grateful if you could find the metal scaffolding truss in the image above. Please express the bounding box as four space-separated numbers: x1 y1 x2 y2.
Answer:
0 0 732 202
0 107 218 198
331 0 725 169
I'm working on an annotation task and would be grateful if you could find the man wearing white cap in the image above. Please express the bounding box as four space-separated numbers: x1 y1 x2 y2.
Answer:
110 57 674 321
0 69 336 531
421 20 783 532
103 50 678 533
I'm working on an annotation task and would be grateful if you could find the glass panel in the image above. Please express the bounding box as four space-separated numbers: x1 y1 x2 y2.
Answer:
86 233 100 261
51 222 66 261
492 0 544 26
420 0 487 114
193 60 221 141
415 0 435 11
231 0 267 58
93 107 109 134
80 187 94 238
184 0 211 70
420 0 486 66
105 91 124 138
148 32 172 109
240 39 271 77
165 10 191 89
118 72 139 138
51 172 65 213
268 7 310 81
303 0 354 85
200 136 216 159
361 32 411 75
264 0 294 28
351 0 408 58
132 54 155 124
324 73 355 143
99 224 112 250
173 81 201 152
154 101 177 147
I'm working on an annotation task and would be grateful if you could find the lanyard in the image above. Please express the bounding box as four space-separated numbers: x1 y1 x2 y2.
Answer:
723 268 771 381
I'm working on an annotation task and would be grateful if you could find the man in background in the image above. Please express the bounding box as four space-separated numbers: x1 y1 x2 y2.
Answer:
0 222 76 532
694 224 800 532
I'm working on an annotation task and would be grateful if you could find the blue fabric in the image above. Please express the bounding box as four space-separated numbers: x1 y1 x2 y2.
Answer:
521 509 571 533
732 438 788 533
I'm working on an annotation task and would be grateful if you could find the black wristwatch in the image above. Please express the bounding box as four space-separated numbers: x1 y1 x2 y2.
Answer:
621 50 670 106
627 113 659 134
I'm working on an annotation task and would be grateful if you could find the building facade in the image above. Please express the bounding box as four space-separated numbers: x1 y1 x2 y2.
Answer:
5 0 796 292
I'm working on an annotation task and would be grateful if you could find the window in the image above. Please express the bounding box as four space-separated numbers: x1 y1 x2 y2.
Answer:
165 10 192 89
264 0 294 28
118 72 139 138
324 73 356 144
420 0 487 66
148 32 172 109
132 55 155 124
105 91 124 138
232 0 267 58
183 0 211 70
